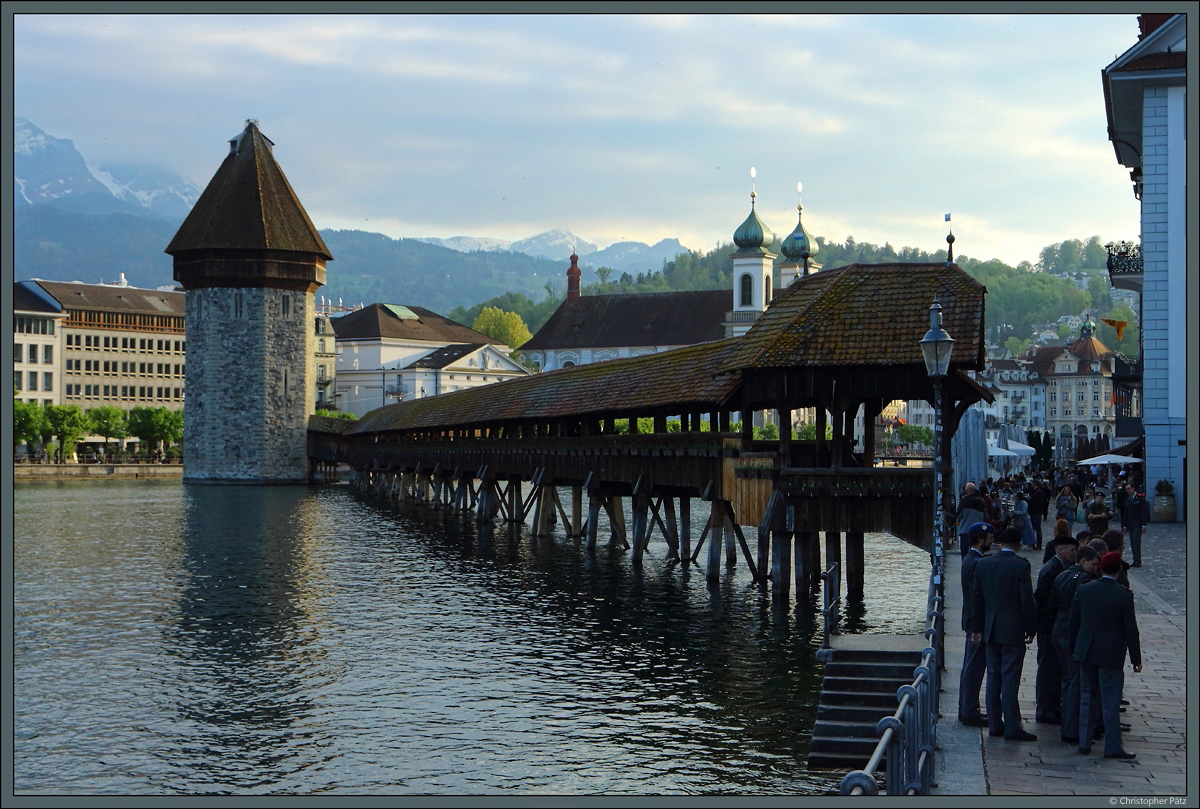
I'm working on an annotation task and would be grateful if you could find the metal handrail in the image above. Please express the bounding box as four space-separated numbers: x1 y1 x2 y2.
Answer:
839 563 943 795
818 562 841 657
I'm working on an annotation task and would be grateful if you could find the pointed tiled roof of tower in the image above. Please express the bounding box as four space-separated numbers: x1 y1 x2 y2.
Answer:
166 121 332 259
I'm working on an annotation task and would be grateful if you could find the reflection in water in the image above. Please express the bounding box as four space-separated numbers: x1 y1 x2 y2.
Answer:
14 482 929 795
167 487 331 791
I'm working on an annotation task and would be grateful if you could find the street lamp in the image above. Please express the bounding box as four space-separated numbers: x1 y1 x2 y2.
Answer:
920 298 954 671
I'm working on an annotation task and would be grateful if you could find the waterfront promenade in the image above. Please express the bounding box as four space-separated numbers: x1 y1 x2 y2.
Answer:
936 517 1190 796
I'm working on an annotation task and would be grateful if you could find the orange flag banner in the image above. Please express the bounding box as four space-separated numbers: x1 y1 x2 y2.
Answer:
1101 318 1127 341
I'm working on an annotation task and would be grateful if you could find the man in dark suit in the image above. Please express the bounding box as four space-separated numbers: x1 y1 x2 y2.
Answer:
1122 483 1150 567
1049 545 1100 743
1069 551 1143 759
1035 540 1076 723
958 522 993 726
971 527 1039 741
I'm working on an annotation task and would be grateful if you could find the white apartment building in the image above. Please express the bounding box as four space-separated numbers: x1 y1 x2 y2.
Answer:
13 281 65 406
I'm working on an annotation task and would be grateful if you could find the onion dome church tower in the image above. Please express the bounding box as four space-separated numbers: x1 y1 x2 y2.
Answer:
724 176 776 337
166 120 332 483
778 184 819 286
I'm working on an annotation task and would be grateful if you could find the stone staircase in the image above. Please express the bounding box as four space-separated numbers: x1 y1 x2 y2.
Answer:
807 648 924 771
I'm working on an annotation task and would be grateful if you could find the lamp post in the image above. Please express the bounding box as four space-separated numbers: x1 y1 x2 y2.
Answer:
920 298 954 670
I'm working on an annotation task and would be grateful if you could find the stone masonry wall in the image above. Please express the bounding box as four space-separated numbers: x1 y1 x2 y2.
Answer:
184 286 314 482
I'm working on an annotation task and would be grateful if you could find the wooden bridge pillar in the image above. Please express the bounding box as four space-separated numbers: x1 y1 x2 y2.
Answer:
793 530 812 595
607 496 628 548
679 497 691 566
507 476 523 524
661 498 681 561
824 531 842 586
724 504 738 567
707 501 723 583
768 496 791 600
631 494 650 565
570 486 583 538
586 490 602 551
845 530 865 598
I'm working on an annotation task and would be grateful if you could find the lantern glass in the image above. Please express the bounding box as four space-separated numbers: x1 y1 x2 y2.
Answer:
919 301 955 377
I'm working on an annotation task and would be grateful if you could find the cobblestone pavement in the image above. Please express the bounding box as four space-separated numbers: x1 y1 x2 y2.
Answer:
934 516 1191 796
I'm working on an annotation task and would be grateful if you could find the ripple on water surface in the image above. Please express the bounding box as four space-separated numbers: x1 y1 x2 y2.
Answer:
14 480 930 795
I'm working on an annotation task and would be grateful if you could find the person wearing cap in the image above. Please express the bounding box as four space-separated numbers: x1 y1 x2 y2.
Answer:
971 527 1039 741
1069 551 1143 759
1085 491 1114 536
958 521 994 726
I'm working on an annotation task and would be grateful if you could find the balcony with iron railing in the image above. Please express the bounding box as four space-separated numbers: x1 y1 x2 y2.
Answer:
1106 241 1142 292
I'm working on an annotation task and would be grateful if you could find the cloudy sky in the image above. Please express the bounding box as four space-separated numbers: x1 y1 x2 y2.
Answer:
14 12 1146 266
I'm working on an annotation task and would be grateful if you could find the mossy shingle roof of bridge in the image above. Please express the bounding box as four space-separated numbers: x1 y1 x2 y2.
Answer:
719 262 987 372
349 338 742 434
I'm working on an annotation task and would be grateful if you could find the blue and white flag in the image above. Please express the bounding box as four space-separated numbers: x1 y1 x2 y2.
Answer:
945 213 951 222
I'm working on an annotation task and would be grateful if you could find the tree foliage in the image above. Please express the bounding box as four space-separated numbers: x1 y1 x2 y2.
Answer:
12 399 48 450
896 424 935 447
315 409 358 420
471 307 533 352
86 405 127 449
44 404 92 461
127 406 183 452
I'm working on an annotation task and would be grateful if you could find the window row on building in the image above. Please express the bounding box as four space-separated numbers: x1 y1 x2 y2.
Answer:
65 334 185 352
63 384 183 401
64 360 185 376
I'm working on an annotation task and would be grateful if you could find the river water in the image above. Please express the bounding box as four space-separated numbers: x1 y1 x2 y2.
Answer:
13 480 930 795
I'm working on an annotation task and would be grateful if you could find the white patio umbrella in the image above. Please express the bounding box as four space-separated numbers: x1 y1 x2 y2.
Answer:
1078 453 1143 465
1005 440 1036 456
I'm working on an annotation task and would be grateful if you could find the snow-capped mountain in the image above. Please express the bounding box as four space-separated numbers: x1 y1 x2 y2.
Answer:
90 161 201 221
14 118 198 220
416 235 514 253
14 117 114 209
508 229 598 261
416 229 691 273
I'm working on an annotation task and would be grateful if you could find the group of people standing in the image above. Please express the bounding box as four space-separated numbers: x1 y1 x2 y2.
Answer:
955 469 1148 762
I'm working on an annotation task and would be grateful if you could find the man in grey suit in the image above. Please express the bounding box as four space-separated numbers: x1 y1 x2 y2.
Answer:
1069 551 1143 759
971 527 1039 741
958 522 993 726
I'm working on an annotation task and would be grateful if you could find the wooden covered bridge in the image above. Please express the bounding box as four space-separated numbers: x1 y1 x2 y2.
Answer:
309 262 991 601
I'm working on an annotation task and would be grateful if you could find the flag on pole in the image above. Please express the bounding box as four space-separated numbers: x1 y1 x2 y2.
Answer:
945 213 951 222
1100 318 1127 341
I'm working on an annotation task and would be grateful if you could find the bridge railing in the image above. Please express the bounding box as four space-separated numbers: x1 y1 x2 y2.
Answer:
819 562 841 655
838 564 942 796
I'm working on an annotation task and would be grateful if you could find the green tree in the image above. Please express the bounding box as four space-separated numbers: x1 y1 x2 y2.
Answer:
1082 236 1107 269
13 399 48 452
1058 322 1073 339
127 406 179 455
896 424 935 447
163 408 184 446
472 307 533 353
44 404 92 462
1004 336 1031 358
595 267 613 287
1087 275 1113 313
796 422 834 440
86 405 127 456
